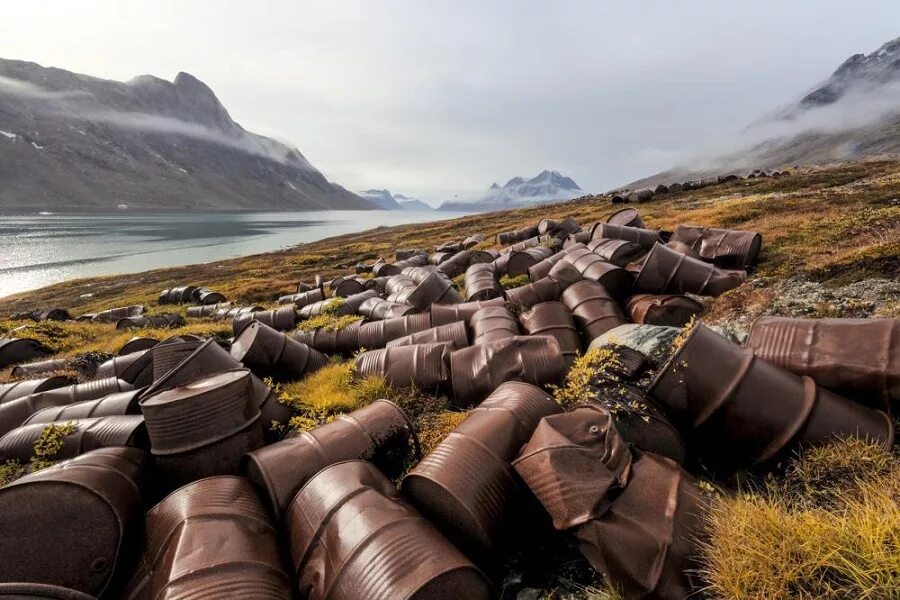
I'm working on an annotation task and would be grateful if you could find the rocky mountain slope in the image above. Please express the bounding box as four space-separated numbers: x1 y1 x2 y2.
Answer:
629 36 900 189
393 194 432 211
439 170 582 211
0 58 373 210
358 190 433 210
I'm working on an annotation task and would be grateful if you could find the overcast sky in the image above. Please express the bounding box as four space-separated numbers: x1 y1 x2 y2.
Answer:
3 1 899 203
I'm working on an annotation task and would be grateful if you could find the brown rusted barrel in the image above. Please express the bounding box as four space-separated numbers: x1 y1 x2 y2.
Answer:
464 262 503 302
212 305 263 320
373 258 400 277
117 337 159 355
650 322 894 469
291 321 363 355
671 224 762 267
358 297 416 320
10 358 69 377
16 376 131 407
560 247 633 299
450 336 566 406
463 233 484 248
0 415 149 462
386 321 470 350
90 305 144 323
233 305 297 335
115 314 184 331
504 277 561 310
395 253 431 271
470 305 519 345
436 241 464 253
746 317 900 411
585 238 647 266
561 280 626 343
158 286 197 304
390 271 462 309
427 299 503 327
230 321 327 382
10 308 71 322
430 251 452 265
95 349 153 386
244 399 418 518
538 216 581 239
187 302 231 317
591 223 661 249
470 248 500 264
634 243 745 297
140 369 263 484
358 313 433 348
546 259 584 290
354 343 450 391
150 337 204 381
0 447 149 598
278 287 324 308
0 338 51 369
437 250 472 278
330 277 367 298
196 288 226 305
496 225 539 245
24 389 141 425
665 239 703 259
626 293 703 327
527 249 572 282
0 376 74 404
402 382 561 562
396 248 427 261
288 460 491 600
518 302 580 363
563 230 591 248
124 476 292 600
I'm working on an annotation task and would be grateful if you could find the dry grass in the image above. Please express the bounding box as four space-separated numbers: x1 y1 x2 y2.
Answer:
701 439 900 600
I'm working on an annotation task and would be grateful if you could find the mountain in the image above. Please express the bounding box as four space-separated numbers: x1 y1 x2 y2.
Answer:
438 170 582 211
628 36 900 189
0 58 373 210
358 189 402 210
394 194 433 211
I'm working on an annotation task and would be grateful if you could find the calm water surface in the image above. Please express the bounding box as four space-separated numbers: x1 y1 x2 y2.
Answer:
0 210 467 298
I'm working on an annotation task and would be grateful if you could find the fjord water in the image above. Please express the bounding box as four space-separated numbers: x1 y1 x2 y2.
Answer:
0 210 463 299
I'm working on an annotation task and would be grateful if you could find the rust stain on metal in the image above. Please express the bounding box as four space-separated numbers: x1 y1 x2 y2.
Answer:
635 243 745 297
355 343 450 391
469 305 519 345
518 301 581 363
231 321 327 381
0 415 148 463
671 224 762 267
626 293 703 328
561 280 627 343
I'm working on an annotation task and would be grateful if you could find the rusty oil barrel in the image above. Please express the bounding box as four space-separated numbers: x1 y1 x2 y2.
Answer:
230 321 327 382
149 337 204 381
561 279 626 343
354 343 450 391
591 223 661 249
0 338 51 369
124 476 292 600
670 224 762 267
528 247 574 282
746 316 900 411
650 322 894 470
358 313 433 348
505 277 562 310
563 230 592 248
470 305 519 345
24 389 142 425
95 349 154 386
430 298 506 326
430 251 452 265
538 216 581 239
436 240 463 253
470 248 500 264
186 302 232 317
244 399 418 518
518 302 581 363
402 382 561 563
0 376 74 405
546 259 584 291
390 271 462 310
626 293 703 327
386 321 470 350
463 233 484 248
585 238 647 267
10 358 69 378
560 247 633 299
634 243 745 297
117 337 159 355
0 447 149 598
0 415 149 463
140 369 263 486
464 262 503 302
287 460 491 600
232 305 297 335
450 336 566 406
0 583 97 598
496 225 539 245
291 321 363 355
115 314 184 331
359 297 417 320
90 305 145 323
331 277 367 298
605 207 645 228
396 248 428 261
277 287 324 308
437 250 472 279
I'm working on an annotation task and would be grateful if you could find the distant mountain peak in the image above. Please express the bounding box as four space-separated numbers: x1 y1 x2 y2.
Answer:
439 169 583 211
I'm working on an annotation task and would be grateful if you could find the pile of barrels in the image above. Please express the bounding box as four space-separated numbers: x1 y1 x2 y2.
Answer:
0 204 895 600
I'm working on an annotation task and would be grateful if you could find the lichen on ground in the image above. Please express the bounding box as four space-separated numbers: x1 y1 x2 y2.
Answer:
30 421 77 471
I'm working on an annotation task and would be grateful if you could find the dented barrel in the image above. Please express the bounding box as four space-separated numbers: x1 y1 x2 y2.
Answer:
0 338 52 369
470 305 519 345
561 280 627 343
0 415 149 463
635 243 745 297
518 302 580 363
355 343 450 391
464 262 503 302
671 224 762 267
626 293 703 327
233 305 297 335
230 321 327 381
291 322 362 355
386 321 470 350
430 298 506 326
358 313 433 348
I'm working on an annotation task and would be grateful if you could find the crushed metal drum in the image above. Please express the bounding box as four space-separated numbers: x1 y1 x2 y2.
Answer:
746 316 900 411
402 382 561 562
626 293 703 327
355 343 450 391
359 296 417 320
497 225 539 245
561 280 627 343
450 335 566 406
357 313 433 348
649 322 894 469
430 298 506 326
560 247 633 299
469 305 519 345
386 321 470 350
244 399 418 518
464 263 503 302
233 305 297 334
518 302 581 363
591 223 661 248
0 447 149 597
139 369 263 486
287 460 492 600
115 313 184 330
230 321 327 381
277 288 324 308
117 337 159 355
124 476 292 600
0 338 52 369
291 321 363 355
585 238 647 267
437 250 472 279
528 248 574 282
90 306 145 323
10 357 69 378
95 349 154 387
0 376 74 405
0 415 149 463
634 243 745 297
24 389 142 425
671 224 762 267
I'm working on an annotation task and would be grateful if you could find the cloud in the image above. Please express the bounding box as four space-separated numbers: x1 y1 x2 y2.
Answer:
0 74 92 100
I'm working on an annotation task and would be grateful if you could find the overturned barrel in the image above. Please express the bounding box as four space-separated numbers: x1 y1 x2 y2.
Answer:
505 277 562 310
287 460 492 600
518 302 580 363
671 224 762 267
464 263 503 302
124 475 292 600
291 321 363 355
244 399 418 518
355 343 450 391
605 207 645 228
0 338 52 369
358 313 433 349
430 298 506 326
626 293 703 327
386 321 470 350
230 321 327 381
0 376 74 404
470 305 519 345
24 389 142 425
560 280 626 343
10 358 69 378
635 243 745 297
0 415 149 463
233 305 297 335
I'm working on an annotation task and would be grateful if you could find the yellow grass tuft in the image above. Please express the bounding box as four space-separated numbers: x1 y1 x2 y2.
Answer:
499 274 530 289
295 313 361 332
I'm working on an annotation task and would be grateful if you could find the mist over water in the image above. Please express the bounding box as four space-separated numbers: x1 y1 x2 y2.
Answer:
0 210 463 298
